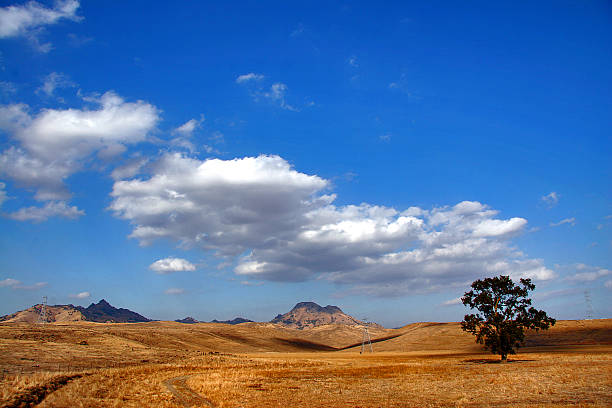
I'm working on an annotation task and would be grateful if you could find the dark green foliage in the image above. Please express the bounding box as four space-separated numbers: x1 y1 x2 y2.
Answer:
461 275 556 360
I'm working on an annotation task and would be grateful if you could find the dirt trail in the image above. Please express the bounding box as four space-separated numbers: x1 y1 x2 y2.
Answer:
164 374 215 408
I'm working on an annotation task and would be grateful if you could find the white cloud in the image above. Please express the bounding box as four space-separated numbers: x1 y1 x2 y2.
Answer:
37 72 75 97
379 134 391 142
0 91 159 219
236 73 264 84
149 257 196 274
13 281 47 290
110 157 149 181
347 55 358 67
237 75 298 111
0 278 20 287
541 191 560 207
0 0 81 51
263 82 297 111
550 217 576 227
110 154 555 296
165 287 185 295
5 201 84 222
473 218 527 237
567 266 611 282
441 297 462 306
605 280 612 289
69 291 90 299
173 116 204 137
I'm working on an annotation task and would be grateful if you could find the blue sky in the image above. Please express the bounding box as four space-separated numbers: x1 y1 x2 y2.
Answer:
0 1 610 327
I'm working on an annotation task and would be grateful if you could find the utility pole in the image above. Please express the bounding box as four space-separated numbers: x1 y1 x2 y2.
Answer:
37 296 48 324
360 318 373 354
584 290 594 320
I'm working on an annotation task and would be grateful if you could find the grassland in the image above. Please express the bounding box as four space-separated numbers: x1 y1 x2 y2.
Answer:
1 319 610 407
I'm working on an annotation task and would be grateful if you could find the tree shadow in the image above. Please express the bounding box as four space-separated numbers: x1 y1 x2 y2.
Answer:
462 358 536 364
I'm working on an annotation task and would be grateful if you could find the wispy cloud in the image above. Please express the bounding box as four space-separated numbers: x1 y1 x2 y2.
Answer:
0 278 20 287
236 74 299 111
541 191 560 208
165 288 185 295
441 297 462 306
1 279 48 290
5 201 84 222
69 291 90 299
37 72 76 98
0 0 82 52
235 73 264 84
550 217 576 227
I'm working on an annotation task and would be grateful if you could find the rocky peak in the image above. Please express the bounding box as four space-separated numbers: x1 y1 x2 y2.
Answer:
271 301 374 329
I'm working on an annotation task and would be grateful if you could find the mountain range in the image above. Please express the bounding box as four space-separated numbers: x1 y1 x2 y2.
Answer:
0 299 149 323
1 300 379 328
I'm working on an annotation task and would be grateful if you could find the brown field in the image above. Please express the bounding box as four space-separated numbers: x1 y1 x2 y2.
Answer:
1 319 610 407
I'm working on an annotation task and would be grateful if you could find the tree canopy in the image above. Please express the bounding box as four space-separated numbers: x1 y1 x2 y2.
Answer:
461 275 556 360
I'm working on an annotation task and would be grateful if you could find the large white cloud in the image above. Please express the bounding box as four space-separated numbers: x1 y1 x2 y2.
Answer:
110 153 555 295
0 91 160 220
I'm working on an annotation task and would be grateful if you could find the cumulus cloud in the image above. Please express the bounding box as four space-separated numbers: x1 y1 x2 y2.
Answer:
550 217 576 227
0 0 81 51
541 191 560 207
5 201 84 222
149 257 196 274
165 288 185 295
69 291 90 299
235 73 264 84
0 91 159 220
110 154 554 296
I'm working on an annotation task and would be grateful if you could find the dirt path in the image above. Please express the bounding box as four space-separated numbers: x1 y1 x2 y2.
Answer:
163 375 215 408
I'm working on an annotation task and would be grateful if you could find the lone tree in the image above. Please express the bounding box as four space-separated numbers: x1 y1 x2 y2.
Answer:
461 275 555 361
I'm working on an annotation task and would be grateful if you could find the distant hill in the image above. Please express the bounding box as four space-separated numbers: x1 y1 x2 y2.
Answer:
175 317 199 324
0 299 149 323
211 317 253 325
271 301 382 329
75 299 150 323
0 304 86 323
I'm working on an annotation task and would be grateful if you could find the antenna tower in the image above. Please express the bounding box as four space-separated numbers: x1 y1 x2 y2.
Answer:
584 290 594 320
37 296 48 324
360 318 373 354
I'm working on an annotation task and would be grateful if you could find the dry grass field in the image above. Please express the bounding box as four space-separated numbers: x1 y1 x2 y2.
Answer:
1 319 610 407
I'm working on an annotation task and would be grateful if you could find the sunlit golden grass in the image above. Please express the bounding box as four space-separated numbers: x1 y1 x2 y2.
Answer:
1 319 610 407
185 350 612 408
